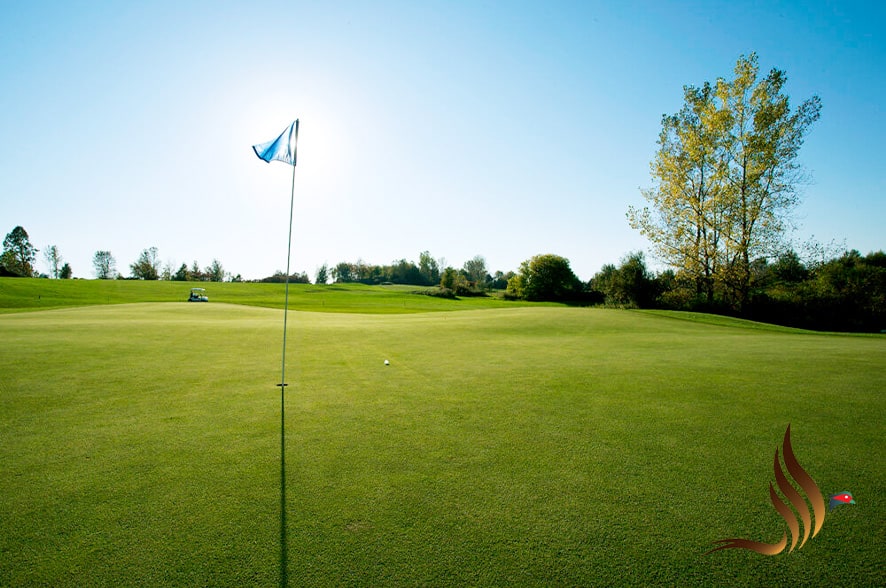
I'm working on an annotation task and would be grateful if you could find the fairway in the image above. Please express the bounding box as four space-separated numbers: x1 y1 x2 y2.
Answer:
1 302 883 586
0 278 546 314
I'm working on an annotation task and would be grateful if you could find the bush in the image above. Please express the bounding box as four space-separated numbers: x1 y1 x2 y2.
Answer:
589 252 658 307
508 254 582 301
414 287 457 299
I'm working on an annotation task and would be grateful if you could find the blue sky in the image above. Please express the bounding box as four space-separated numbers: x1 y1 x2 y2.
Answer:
1 1 883 281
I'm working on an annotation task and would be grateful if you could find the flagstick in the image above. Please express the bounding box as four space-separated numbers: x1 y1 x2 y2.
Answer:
279 155 296 391
253 119 299 586
277 131 296 588
278 119 299 392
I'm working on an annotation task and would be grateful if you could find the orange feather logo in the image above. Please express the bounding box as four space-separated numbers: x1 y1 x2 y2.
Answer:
706 424 848 556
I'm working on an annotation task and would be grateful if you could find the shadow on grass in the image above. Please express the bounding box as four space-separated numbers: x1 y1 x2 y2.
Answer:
279 387 288 588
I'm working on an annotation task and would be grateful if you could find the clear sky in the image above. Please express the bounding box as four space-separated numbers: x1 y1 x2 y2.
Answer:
1 1 883 281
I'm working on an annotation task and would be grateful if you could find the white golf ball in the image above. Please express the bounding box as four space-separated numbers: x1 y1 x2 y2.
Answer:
384 359 390 366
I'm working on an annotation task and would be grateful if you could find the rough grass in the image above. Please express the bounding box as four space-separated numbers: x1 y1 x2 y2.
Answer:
1 299 883 586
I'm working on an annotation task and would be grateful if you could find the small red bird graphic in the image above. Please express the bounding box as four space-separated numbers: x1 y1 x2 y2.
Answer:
706 425 855 556
829 492 856 510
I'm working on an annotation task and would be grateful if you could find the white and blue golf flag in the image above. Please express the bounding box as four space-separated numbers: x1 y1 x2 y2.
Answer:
253 120 299 165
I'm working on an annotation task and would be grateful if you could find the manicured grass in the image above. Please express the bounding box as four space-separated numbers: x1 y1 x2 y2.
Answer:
0 277 547 314
1 301 883 586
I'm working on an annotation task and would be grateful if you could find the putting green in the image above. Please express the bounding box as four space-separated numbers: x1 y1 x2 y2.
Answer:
1 303 883 586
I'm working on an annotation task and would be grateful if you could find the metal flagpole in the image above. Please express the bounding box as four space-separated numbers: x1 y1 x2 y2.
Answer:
253 118 299 587
278 119 299 392
277 119 297 588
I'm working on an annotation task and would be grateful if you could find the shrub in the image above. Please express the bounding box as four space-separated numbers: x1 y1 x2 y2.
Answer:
508 254 582 301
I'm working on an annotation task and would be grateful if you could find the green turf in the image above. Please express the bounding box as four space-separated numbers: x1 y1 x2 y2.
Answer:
0 277 548 314
1 299 883 586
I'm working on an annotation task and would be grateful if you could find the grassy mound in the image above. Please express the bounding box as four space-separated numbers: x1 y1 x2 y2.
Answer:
1 303 882 586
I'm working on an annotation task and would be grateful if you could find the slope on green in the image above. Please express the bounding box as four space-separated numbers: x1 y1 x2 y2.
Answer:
1 304 883 586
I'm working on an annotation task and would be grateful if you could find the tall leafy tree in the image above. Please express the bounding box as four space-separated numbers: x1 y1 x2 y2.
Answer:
2 226 38 277
189 260 204 281
629 82 727 304
315 263 329 285
590 252 658 307
629 53 821 311
440 266 458 290
93 250 116 279
131 247 161 280
173 263 190 281
716 54 821 307
205 259 225 282
44 245 63 278
332 262 353 283
463 255 488 288
161 261 175 281
418 251 440 286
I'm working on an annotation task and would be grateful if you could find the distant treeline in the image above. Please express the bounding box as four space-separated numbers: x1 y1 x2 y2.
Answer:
318 249 885 332
3 225 883 332
259 255 510 297
321 255 509 292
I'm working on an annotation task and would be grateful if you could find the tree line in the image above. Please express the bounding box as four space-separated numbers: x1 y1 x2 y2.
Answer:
89 247 236 282
2 224 882 331
0 228 507 290
0 232 240 283
320 253 511 293
586 249 885 332
311 248 885 333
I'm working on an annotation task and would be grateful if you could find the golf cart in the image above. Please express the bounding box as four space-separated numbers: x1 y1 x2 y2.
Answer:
188 287 208 302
